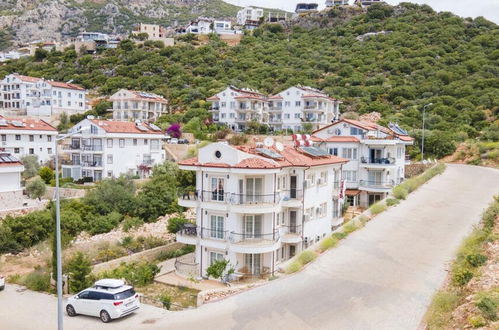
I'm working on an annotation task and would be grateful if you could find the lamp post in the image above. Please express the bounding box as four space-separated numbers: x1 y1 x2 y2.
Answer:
421 103 432 162
54 126 89 330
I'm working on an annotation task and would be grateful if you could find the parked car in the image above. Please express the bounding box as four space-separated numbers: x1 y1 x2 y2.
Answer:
0 274 4 291
178 138 189 144
169 138 179 144
66 279 139 323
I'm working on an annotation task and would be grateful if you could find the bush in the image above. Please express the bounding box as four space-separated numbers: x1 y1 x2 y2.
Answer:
286 260 303 274
392 186 408 200
229 134 248 146
298 250 317 265
468 315 486 328
26 177 47 199
160 294 172 310
466 254 488 268
206 259 234 282
38 166 54 184
386 198 400 207
167 216 188 234
95 243 127 262
319 236 339 252
122 216 144 232
156 245 195 261
86 211 122 235
370 202 387 215
332 232 347 240
342 222 359 234
66 252 92 293
99 261 160 287
452 268 474 286
23 270 50 292
358 215 370 225
21 155 40 180
476 296 497 321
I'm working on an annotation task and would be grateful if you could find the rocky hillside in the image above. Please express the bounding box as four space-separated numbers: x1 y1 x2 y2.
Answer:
0 0 240 47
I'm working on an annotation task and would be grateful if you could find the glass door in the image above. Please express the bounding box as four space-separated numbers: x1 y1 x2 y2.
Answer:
244 215 262 239
244 254 261 275
289 211 297 233
210 215 224 239
368 171 383 185
370 149 383 163
210 177 225 201
290 176 297 199
246 178 263 203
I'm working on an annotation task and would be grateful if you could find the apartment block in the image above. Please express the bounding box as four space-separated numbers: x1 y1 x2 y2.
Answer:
109 89 168 121
61 118 166 181
313 119 413 207
176 141 347 279
0 115 57 164
0 74 86 117
236 6 264 29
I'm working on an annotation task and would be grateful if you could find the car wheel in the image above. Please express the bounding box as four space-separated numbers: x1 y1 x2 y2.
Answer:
100 310 111 323
66 305 77 317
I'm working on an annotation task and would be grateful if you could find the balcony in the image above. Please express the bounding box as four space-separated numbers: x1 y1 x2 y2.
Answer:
81 161 102 168
279 189 303 207
229 231 280 253
78 145 103 152
280 225 302 243
360 157 397 168
176 224 198 245
268 106 283 112
200 227 228 241
230 193 277 205
359 180 394 192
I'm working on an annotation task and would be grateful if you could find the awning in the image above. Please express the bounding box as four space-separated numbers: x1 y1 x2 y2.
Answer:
345 189 361 196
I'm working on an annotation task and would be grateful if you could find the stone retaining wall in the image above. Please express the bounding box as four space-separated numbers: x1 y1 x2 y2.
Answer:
44 187 87 200
405 163 433 178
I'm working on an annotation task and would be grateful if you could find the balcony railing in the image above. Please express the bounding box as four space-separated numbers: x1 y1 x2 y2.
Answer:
359 180 395 189
178 224 197 237
200 227 228 240
230 193 277 205
229 231 280 244
202 190 228 202
81 145 103 151
81 161 102 167
360 157 396 165
280 225 302 235
268 106 282 111
279 189 304 200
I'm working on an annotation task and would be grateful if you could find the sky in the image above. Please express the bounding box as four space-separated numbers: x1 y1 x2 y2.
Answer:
224 0 499 24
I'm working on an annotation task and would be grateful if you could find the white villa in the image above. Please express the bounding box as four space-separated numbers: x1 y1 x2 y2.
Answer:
0 115 57 164
355 0 384 6
0 153 24 208
108 89 168 121
326 0 349 6
177 141 347 278
207 85 341 132
312 119 413 207
61 118 166 181
0 74 87 117
236 6 264 29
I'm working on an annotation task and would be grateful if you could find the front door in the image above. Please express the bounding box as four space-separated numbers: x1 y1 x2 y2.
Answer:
244 254 261 275
290 176 297 199
289 211 297 233
370 149 383 163
289 245 296 257
244 215 262 239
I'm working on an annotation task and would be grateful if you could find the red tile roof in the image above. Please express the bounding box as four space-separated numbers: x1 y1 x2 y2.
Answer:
398 135 414 142
13 74 42 83
268 95 283 100
89 120 164 135
12 74 85 90
234 157 279 169
311 136 359 143
313 119 412 142
0 116 57 131
206 96 220 101
345 189 361 196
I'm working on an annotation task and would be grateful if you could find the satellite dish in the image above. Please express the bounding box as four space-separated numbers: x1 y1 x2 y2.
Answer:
264 137 274 147
275 142 284 152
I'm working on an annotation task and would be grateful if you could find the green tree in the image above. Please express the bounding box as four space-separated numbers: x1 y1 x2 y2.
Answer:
21 155 40 180
66 252 92 293
206 259 235 283
84 177 136 215
39 166 54 184
166 216 188 234
26 177 46 199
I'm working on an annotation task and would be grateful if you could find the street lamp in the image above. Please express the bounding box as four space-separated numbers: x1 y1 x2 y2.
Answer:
54 126 89 330
421 103 433 162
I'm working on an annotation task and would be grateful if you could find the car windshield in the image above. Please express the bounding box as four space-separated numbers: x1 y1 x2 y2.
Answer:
114 288 135 300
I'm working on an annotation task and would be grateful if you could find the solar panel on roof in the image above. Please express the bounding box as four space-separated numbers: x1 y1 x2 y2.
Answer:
136 125 149 132
11 120 24 127
389 123 408 136
0 119 8 126
299 146 329 157
256 148 283 159
149 123 161 131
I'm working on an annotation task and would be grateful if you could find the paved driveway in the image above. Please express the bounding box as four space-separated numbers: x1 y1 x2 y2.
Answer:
1 164 498 330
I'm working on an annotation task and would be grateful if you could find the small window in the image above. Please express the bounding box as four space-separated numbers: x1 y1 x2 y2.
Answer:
14 148 20 153
215 151 222 159
47 135 52 142
15 135 21 141
29 148 34 154
107 139 113 148
133 139 137 146
119 139 125 148
47 148 52 154
29 135 34 142
1 134 5 141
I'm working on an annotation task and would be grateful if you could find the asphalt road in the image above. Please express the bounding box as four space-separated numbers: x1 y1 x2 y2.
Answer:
1 164 498 330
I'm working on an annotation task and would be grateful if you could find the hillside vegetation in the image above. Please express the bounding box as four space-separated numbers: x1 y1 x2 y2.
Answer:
1 3 498 158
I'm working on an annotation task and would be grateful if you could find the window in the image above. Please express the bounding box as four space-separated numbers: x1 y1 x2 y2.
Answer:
29 148 34 154
229 113 235 118
47 148 52 154
210 252 224 265
221 102 226 107
320 203 327 217
397 147 403 159
150 140 159 151
319 171 328 185
284 101 290 107
210 215 225 239
133 139 137 146
306 173 315 187
107 155 113 164
350 127 362 135
230 101 235 109
29 135 34 142
119 139 125 148
284 114 290 119
144 139 148 145
107 139 113 148
1 134 5 141
67 101 71 106
14 148 19 153
294 113 301 119
47 135 52 142
221 113 226 119
295 101 301 106
343 170 357 182
328 148 338 156
342 148 358 160
15 135 21 141
107 171 113 177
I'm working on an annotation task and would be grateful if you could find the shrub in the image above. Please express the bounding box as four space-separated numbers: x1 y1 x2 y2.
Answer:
298 250 317 265
286 260 303 274
122 216 144 232
392 186 408 200
26 177 47 199
342 222 358 234
425 291 461 328
386 198 400 207
86 211 122 235
156 245 195 261
39 166 54 184
95 244 127 263
476 296 497 321
468 315 486 328
23 270 50 292
99 261 160 286
452 268 474 286
206 259 234 282
332 232 347 240
370 202 387 215
466 254 488 268
21 155 40 179
160 294 172 310
358 215 370 225
319 236 339 252
167 216 188 234
229 134 248 146
66 252 92 293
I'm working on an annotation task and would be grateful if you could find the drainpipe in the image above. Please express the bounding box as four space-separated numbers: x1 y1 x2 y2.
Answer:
301 167 309 252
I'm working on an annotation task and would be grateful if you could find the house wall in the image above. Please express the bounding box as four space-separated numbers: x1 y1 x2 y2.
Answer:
0 167 23 192
0 129 57 164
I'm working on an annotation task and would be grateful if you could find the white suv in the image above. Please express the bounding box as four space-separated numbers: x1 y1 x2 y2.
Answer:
0 274 5 291
66 279 140 323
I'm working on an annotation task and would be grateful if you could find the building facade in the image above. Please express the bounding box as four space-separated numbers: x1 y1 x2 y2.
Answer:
0 115 57 164
236 6 264 28
0 74 86 117
177 142 347 278
326 0 349 6
108 89 168 121
207 85 341 132
313 119 413 208
61 118 166 181
295 3 319 14
132 23 174 46
355 0 384 6
0 153 24 193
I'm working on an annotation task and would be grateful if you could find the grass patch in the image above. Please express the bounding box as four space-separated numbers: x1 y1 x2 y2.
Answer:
298 250 317 265
386 198 400 207
342 222 359 234
425 290 462 329
369 202 387 215
286 260 303 274
332 232 348 240
23 270 51 292
319 236 339 252
392 186 408 200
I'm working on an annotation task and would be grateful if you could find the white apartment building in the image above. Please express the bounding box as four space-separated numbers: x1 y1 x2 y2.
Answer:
61 118 166 182
207 86 268 132
0 115 57 164
268 86 341 132
326 0 349 6
0 74 87 117
185 17 213 35
177 142 347 278
207 85 341 132
313 119 413 207
109 89 168 121
132 24 175 46
236 6 264 28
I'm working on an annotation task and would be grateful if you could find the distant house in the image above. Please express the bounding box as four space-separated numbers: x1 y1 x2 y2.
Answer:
295 3 319 14
0 153 24 202
0 74 87 117
236 6 264 29
326 0 349 6
186 17 213 34
132 23 175 46
61 118 166 181
108 89 168 121
354 0 384 7
0 115 57 164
